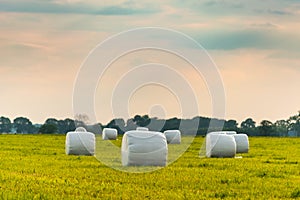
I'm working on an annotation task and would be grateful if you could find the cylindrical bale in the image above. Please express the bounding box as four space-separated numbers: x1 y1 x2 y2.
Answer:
75 127 87 132
224 131 237 135
164 130 181 144
102 128 118 140
65 131 95 155
206 133 236 158
208 131 236 135
121 130 168 166
136 127 149 131
233 134 249 153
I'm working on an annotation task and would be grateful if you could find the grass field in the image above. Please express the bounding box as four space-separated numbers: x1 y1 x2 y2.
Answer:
0 134 299 199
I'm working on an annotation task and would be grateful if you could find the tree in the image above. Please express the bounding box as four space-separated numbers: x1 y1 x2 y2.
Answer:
106 118 125 134
240 118 258 136
45 118 58 126
39 124 58 134
60 118 76 133
274 120 289 136
224 120 238 131
258 120 274 136
13 117 35 133
0 116 12 133
241 118 256 129
133 115 151 127
287 111 300 136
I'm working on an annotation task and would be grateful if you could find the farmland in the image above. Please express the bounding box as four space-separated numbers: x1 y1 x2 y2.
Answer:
0 134 299 199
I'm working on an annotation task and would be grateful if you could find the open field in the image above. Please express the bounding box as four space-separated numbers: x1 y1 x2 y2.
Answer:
0 135 299 199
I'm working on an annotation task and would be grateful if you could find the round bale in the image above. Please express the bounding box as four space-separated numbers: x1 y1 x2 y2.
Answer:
206 133 236 158
65 130 95 156
121 130 168 166
164 130 181 144
233 134 249 153
102 128 118 140
136 127 149 131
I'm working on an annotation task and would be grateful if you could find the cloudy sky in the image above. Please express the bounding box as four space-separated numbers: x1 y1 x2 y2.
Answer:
0 0 299 125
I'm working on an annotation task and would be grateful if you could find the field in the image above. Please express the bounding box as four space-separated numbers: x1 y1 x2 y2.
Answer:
0 135 300 199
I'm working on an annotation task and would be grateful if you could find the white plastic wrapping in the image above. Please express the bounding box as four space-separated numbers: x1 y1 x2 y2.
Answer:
121 130 168 166
102 128 118 140
233 134 249 153
206 133 236 158
65 130 95 155
164 130 181 144
136 127 149 131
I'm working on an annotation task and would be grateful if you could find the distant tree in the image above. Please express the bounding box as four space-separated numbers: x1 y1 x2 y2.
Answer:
258 120 274 136
0 116 12 133
125 118 137 131
240 118 258 136
13 117 35 134
39 124 58 134
133 115 151 127
274 120 289 136
106 118 125 134
241 118 256 129
61 118 76 133
287 112 300 136
224 119 238 131
45 118 58 126
163 117 180 131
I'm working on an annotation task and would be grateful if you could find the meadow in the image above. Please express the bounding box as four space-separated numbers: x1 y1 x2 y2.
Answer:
0 134 299 199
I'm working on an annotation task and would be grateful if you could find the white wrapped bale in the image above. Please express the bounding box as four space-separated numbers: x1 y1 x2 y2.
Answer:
225 131 237 135
102 128 118 140
164 130 181 144
122 130 168 166
209 131 236 135
233 134 249 153
65 130 95 155
75 127 87 132
206 133 236 158
136 127 149 131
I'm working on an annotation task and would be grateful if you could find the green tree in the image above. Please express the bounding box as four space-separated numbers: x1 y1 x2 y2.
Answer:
240 118 258 136
0 116 12 133
287 111 300 135
241 118 256 129
106 118 126 134
39 124 58 134
60 118 76 133
13 117 35 133
274 120 289 136
258 120 274 136
133 115 151 127
224 119 238 131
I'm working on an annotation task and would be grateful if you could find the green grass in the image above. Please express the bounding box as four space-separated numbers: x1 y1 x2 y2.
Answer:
0 135 299 199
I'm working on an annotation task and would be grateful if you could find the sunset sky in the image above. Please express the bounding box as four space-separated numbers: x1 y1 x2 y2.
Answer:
0 0 299 125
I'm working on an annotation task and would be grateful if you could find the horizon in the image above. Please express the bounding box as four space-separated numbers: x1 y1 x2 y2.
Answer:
0 1 299 125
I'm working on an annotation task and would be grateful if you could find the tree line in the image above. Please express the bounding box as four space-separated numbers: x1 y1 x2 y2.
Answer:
0 111 299 136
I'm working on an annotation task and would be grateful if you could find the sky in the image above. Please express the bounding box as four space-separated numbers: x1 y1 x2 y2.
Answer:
0 0 299 125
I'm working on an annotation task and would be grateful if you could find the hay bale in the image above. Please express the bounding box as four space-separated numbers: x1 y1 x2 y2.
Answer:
233 134 249 153
164 130 181 144
121 130 168 166
208 131 236 135
102 128 118 140
65 130 95 155
136 127 149 131
224 131 237 135
206 133 236 158
75 127 87 132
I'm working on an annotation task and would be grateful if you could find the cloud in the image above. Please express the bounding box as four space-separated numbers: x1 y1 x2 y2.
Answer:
267 9 292 15
194 28 300 51
0 0 159 15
